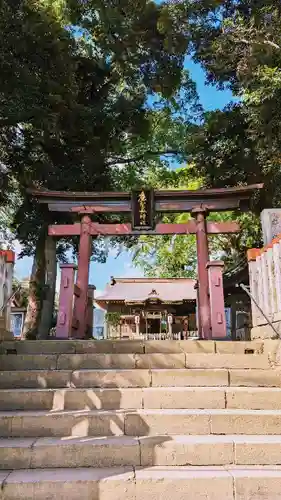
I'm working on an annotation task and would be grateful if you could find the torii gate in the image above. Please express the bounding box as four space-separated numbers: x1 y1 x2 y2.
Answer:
30 184 262 340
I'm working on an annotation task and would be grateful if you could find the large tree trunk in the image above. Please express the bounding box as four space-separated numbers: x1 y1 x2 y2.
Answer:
37 236 57 339
22 228 46 338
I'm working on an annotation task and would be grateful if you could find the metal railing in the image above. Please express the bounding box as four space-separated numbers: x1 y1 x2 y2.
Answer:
239 283 280 338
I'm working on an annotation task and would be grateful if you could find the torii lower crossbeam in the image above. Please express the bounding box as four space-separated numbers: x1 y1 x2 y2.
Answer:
49 221 239 237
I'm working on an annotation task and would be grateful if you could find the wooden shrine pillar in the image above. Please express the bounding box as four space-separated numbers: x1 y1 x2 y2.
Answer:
167 313 173 339
73 215 92 338
192 207 212 339
56 264 76 338
207 261 227 338
135 314 140 337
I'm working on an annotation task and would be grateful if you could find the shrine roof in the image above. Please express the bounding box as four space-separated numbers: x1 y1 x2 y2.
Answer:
95 278 197 304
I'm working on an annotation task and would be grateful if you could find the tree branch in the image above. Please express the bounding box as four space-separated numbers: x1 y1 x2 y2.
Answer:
263 39 280 50
106 150 181 167
235 37 280 50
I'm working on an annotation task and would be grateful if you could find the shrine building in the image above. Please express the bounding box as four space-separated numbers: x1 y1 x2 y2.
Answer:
95 277 197 339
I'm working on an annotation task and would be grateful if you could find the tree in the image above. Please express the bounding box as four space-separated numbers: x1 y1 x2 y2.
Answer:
12 279 29 309
0 204 17 250
0 0 199 335
182 0 281 207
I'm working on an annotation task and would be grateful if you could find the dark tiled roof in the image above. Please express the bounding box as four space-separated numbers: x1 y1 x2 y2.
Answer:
96 278 197 303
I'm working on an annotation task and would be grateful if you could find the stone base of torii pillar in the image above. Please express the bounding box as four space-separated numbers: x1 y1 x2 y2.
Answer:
55 264 95 339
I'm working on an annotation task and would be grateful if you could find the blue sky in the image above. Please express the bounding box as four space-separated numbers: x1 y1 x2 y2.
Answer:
15 58 235 295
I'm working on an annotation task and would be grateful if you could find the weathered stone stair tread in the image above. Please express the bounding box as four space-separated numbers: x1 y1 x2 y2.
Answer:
0 352 270 370
0 338 264 354
1 466 281 500
3 407 281 416
1 339 281 499
0 436 141 469
2 386 281 410
2 408 281 437
3 434 281 469
1 368 280 389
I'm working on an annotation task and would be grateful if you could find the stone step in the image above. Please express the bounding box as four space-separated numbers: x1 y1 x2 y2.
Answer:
2 408 281 438
3 434 281 470
2 386 281 411
0 352 270 370
124 409 281 437
0 370 72 389
0 354 58 370
0 340 145 355
1 466 281 500
0 339 264 355
1 368 280 389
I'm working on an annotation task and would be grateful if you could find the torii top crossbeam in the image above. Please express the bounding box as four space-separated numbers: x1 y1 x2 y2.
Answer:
29 184 263 214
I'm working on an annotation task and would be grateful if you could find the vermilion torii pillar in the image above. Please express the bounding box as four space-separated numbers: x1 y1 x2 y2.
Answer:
192 207 212 339
30 184 263 339
72 215 92 338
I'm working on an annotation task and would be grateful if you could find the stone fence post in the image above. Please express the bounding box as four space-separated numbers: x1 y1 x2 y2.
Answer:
206 261 227 339
56 264 76 339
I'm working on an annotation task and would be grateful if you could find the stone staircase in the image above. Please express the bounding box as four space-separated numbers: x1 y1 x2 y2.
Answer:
1 339 281 499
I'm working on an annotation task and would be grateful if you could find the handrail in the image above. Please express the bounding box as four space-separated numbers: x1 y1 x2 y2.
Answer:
0 285 22 315
239 283 280 338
